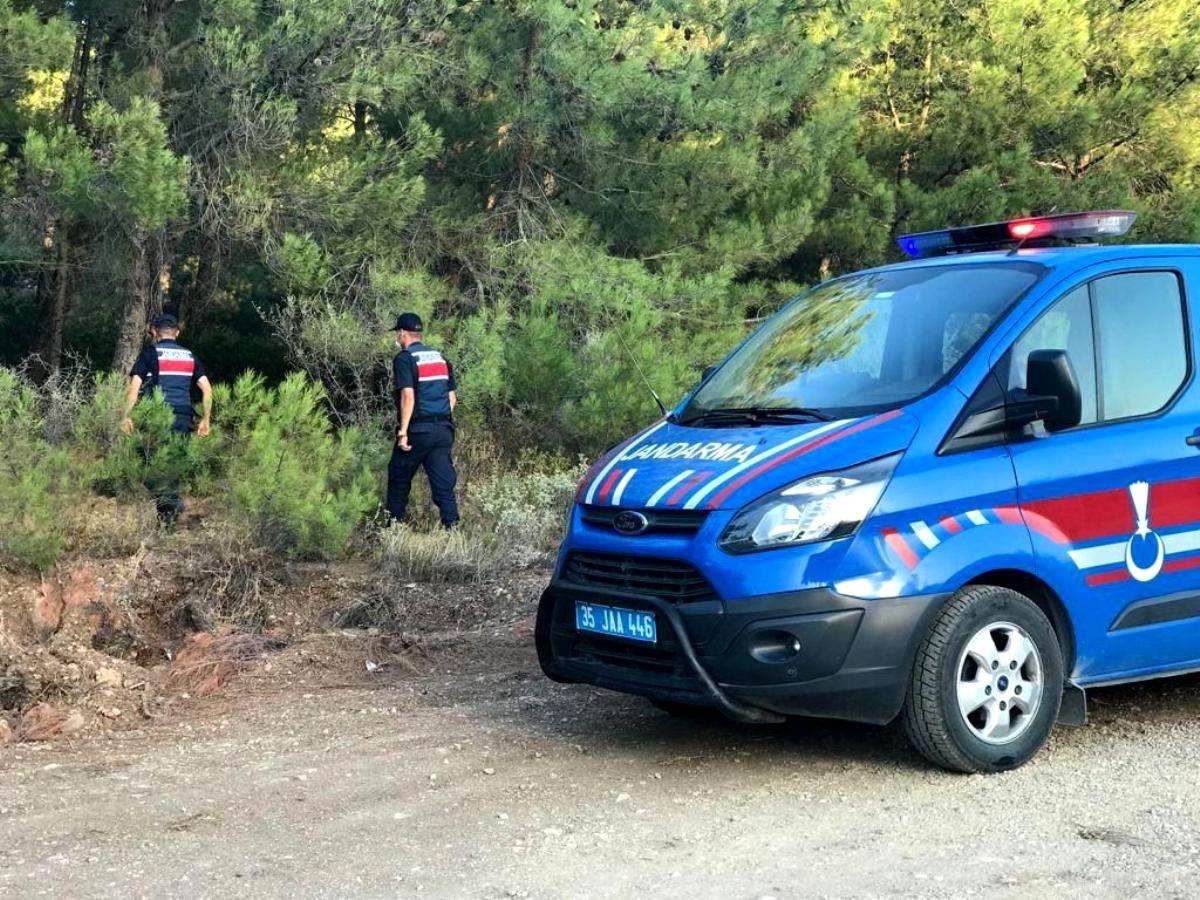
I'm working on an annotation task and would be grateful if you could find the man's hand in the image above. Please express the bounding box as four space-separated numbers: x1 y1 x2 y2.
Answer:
397 429 411 452
196 419 211 438
120 417 134 435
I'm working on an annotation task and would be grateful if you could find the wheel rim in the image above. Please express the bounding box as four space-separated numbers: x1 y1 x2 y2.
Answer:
955 620 1043 745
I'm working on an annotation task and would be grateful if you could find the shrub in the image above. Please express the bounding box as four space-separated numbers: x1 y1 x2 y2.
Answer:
220 372 375 559
376 453 584 584
88 384 200 503
71 371 135 456
0 368 73 570
472 454 585 566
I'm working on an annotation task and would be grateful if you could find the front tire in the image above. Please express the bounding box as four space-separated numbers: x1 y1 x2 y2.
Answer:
902 585 1063 773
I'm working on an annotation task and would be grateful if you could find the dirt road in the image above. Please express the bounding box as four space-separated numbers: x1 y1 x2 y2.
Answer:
4 628 1200 899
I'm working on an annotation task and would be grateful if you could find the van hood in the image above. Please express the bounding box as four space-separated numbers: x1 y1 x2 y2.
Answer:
580 409 917 512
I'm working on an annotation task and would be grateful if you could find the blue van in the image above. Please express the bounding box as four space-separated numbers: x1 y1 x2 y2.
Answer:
535 211 1200 772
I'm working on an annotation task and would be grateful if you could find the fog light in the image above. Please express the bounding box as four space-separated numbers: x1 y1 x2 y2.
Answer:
749 630 804 664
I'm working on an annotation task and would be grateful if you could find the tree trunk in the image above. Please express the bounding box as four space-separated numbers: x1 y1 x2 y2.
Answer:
112 236 159 374
69 18 93 130
177 228 220 328
30 19 93 380
32 232 76 378
353 100 368 139
112 0 174 372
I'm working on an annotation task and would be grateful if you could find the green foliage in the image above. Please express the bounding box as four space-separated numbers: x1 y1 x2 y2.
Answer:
217 372 375 559
88 99 189 232
0 368 72 571
90 387 198 501
0 0 1199 459
831 0 1200 243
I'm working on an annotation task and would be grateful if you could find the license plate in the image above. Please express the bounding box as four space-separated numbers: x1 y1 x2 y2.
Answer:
575 601 657 644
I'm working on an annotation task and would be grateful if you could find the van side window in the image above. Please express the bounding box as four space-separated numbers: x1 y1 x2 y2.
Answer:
1092 272 1188 420
1007 285 1098 425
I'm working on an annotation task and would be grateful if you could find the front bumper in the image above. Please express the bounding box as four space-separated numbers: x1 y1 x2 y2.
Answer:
536 580 945 725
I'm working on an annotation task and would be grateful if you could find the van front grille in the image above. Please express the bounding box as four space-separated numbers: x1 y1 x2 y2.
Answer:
579 506 709 535
562 552 717 604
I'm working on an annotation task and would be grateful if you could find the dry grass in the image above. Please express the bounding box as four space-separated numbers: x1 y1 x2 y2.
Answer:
376 525 506 584
65 496 158 559
175 522 284 632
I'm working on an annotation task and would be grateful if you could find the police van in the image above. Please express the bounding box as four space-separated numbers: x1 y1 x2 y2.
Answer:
536 211 1200 772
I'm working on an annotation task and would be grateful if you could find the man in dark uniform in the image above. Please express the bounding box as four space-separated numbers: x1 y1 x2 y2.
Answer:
120 313 212 522
387 312 460 528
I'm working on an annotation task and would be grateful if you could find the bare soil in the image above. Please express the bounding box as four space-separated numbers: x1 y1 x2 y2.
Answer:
5 617 1200 899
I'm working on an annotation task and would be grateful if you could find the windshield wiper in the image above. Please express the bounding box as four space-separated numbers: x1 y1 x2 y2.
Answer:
754 407 833 422
681 406 832 426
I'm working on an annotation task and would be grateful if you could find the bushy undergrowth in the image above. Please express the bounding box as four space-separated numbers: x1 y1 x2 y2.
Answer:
0 366 581 578
476 455 585 563
377 526 505 584
214 373 377 559
377 453 584 583
0 370 72 570
0 366 380 569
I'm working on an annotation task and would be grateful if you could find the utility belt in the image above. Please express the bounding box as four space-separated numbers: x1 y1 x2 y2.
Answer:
412 413 453 424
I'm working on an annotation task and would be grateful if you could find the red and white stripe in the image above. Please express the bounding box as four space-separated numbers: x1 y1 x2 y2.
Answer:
1023 477 1200 584
680 419 853 510
646 469 696 507
878 476 1200 586
610 468 638 506
881 506 1024 570
684 410 903 510
156 347 194 378
413 349 450 381
582 420 667 505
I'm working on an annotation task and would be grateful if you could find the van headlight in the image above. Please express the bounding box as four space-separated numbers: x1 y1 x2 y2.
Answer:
718 454 900 554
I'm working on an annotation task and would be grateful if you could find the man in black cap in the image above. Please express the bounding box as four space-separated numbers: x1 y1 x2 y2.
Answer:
387 312 460 528
121 313 212 521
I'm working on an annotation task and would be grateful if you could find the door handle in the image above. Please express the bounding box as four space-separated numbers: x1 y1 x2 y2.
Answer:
1188 432 1200 447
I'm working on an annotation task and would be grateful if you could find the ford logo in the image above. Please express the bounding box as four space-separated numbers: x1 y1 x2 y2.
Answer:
612 510 650 536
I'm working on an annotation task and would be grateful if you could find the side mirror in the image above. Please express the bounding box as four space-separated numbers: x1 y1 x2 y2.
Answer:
1018 349 1082 432
943 349 1082 453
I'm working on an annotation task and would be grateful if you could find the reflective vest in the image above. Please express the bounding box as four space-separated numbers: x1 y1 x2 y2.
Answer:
151 340 196 421
408 341 452 420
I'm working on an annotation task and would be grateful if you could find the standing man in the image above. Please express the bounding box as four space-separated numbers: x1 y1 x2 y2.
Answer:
120 313 212 521
387 312 460 529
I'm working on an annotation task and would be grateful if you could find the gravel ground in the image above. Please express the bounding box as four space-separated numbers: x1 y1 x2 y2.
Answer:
3 628 1200 899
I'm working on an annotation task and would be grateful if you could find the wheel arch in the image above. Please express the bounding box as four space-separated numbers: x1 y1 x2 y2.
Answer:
965 569 1076 673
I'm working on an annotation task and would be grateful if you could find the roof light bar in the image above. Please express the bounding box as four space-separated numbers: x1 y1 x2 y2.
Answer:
897 210 1137 258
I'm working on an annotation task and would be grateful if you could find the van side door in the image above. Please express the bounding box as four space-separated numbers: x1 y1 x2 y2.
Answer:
1004 263 1200 682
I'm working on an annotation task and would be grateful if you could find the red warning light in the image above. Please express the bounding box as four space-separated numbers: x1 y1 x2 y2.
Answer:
1009 220 1043 239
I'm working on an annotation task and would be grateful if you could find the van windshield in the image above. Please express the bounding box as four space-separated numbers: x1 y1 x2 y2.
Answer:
682 263 1043 422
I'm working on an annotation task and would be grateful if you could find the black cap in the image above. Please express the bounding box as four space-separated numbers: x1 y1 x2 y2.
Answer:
151 313 179 331
392 312 423 332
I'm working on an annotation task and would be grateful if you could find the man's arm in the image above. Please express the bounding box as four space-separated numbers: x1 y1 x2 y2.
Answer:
196 376 213 438
398 387 415 451
448 390 458 412
120 375 143 435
